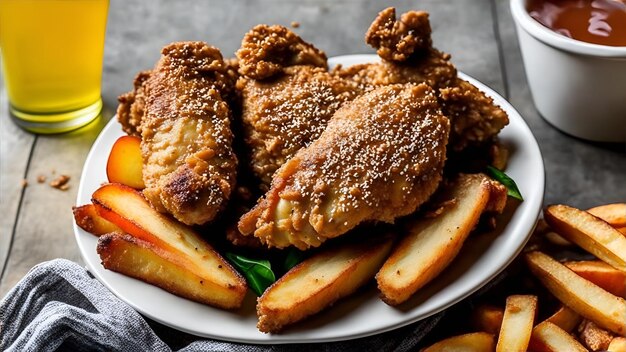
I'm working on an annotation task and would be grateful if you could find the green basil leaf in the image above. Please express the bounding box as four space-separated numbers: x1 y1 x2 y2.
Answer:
486 166 523 201
284 248 306 271
225 252 275 296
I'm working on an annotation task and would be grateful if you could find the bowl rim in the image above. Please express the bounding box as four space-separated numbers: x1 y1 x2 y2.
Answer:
510 0 626 58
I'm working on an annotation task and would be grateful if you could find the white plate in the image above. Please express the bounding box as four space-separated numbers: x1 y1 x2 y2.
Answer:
74 54 544 344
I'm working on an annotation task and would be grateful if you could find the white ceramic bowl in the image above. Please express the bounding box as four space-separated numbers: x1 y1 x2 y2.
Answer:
510 0 626 143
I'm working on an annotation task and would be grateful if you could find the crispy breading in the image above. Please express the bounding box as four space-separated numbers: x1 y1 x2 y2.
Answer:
335 7 509 151
239 84 450 249
236 25 361 189
237 66 361 189
117 70 151 136
236 24 327 80
365 7 432 62
139 42 238 226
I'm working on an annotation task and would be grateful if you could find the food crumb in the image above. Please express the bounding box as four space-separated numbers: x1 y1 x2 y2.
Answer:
37 175 46 183
21 179 28 188
50 174 71 191
291 21 300 28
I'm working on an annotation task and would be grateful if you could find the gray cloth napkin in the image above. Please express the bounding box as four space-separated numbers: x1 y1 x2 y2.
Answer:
0 259 443 352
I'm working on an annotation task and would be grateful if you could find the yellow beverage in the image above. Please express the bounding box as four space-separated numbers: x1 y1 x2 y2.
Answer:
0 0 109 133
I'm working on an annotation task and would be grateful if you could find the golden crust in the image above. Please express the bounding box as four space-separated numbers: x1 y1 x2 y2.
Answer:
237 66 361 189
117 70 151 136
236 24 327 80
365 7 432 62
239 84 450 249
140 42 238 226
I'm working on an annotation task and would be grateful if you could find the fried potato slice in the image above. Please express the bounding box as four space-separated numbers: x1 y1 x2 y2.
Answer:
496 295 537 352
97 233 244 309
91 183 247 309
73 204 122 236
587 203 626 228
529 321 588 352
376 173 506 305
471 304 504 334
421 332 495 352
544 204 626 271
609 337 626 352
525 251 626 335
578 319 613 351
257 235 393 333
544 305 581 333
565 260 626 297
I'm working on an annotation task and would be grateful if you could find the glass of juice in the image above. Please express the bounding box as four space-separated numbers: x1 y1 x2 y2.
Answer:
0 0 109 134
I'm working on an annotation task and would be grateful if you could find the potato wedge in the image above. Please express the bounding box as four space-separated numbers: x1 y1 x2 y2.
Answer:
618 227 626 236
422 332 495 352
496 295 537 352
544 305 581 333
73 204 122 236
91 183 247 308
529 321 588 352
525 251 626 335
578 319 613 351
609 337 626 352
471 304 504 334
587 203 626 228
544 204 626 271
565 260 626 297
377 173 506 305
257 236 393 333
97 233 244 309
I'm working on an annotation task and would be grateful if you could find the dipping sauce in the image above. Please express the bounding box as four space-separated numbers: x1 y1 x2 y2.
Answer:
527 0 626 46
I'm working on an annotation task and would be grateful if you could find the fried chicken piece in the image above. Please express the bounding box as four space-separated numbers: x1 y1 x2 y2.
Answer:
237 66 361 189
138 42 238 226
335 7 509 151
238 84 450 249
365 7 432 62
439 78 510 150
117 70 151 136
237 24 328 80
236 25 361 190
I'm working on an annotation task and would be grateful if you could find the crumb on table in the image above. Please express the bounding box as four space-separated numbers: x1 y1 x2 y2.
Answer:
291 21 300 28
50 174 71 191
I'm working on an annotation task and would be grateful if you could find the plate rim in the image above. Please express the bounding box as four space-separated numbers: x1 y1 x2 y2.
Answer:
74 54 545 344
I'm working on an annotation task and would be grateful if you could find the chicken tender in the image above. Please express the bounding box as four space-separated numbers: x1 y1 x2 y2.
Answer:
237 24 327 80
236 25 361 190
117 70 151 136
138 42 238 226
334 7 509 151
238 84 450 249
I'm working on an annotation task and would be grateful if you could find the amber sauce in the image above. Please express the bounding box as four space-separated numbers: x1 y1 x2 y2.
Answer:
527 0 626 46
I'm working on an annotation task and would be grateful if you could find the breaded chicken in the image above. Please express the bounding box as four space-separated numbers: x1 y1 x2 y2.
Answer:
334 7 509 151
131 42 238 226
236 25 361 190
237 24 327 80
117 70 151 136
238 84 450 249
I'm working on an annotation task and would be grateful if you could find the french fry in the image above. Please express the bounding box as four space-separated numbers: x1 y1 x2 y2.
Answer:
91 183 247 309
73 204 122 236
525 251 626 335
495 295 537 352
544 305 581 333
421 332 495 352
97 233 244 309
565 260 626 297
529 321 588 352
544 231 573 246
544 204 626 271
471 304 504 334
609 337 626 352
377 174 506 305
578 319 613 351
257 236 393 333
587 203 626 228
